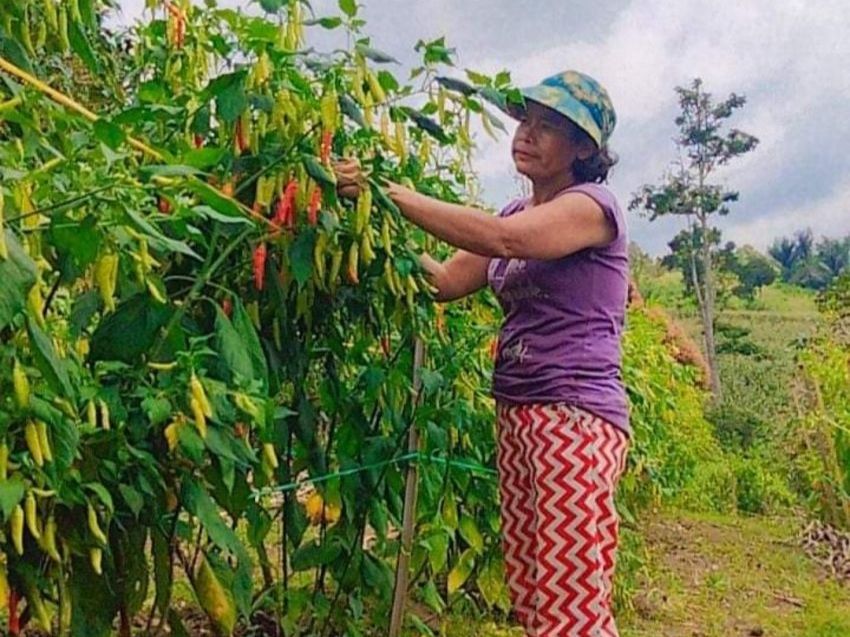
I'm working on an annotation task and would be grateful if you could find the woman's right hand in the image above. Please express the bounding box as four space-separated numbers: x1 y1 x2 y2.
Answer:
333 158 365 199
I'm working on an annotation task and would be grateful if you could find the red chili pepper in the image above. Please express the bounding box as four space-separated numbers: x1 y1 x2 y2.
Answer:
175 16 185 48
9 589 19 636
380 336 391 358
320 130 333 164
157 196 172 215
272 196 288 228
283 178 299 229
490 336 499 362
166 3 185 49
307 186 322 226
194 133 204 148
222 298 232 317
253 243 267 291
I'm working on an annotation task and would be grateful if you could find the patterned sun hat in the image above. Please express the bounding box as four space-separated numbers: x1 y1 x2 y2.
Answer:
510 70 616 148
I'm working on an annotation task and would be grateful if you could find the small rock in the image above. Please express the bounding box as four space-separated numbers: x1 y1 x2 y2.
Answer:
749 627 764 636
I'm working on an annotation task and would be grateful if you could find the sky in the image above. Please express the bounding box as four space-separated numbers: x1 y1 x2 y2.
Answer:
109 0 850 256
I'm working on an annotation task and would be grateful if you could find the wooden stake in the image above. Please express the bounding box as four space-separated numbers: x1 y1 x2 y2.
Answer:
389 338 426 637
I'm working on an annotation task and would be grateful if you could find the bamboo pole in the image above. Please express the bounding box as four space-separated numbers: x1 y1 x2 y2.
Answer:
389 338 426 637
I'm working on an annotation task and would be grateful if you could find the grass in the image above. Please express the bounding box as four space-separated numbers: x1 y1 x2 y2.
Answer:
621 509 850 637
434 509 850 637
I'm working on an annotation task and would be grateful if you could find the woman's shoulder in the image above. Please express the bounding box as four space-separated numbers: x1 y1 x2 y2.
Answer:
565 182 620 209
564 182 628 248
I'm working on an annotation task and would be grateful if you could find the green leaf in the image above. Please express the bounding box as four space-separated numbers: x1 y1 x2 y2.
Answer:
123 208 201 260
0 229 37 330
426 530 448 573
478 86 508 111
69 19 101 74
339 0 357 17
289 230 315 287
477 556 507 608
69 290 99 338
27 317 76 400
339 93 366 127
306 16 343 29
138 80 169 104
0 476 25 519
192 205 251 225
458 514 484 553
210 72 248 124
93 119 126 150
230 298 269 391
50 214 100 271
377 70 399 92
402 107 449 143
447 548 476 595
291 539 343 571
258 0 286 12
142 396 172 427
185 180 246 222
152 528 174 618
85 482 114 512
302 154 336 187
419 368 444 394
139 164 203 178
421 580 445 614
355 44 398 64
215 308 256 385
177 425 205 464
435 76 475 96
361 553 392 597
465 69 490 86
90 294 173 363
0 34 32 73
483 108 507 133
181 148 227 170
119 484 144 518
181 480 248 560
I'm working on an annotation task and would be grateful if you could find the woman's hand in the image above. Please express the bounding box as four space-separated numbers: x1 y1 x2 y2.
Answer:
333 158 366 199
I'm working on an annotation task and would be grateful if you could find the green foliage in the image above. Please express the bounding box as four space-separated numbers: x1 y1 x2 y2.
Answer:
770 230 850 291
620 308 724 514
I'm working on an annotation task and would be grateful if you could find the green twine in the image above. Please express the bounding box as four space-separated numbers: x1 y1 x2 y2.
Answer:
252 451 498 500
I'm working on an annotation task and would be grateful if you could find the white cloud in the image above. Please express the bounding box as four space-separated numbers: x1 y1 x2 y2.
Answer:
723 177 850 249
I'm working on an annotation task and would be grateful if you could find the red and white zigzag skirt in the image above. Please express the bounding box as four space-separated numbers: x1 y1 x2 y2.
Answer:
496 403 630 637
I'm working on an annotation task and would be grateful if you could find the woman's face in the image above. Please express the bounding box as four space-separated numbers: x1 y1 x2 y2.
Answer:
510 101 591 182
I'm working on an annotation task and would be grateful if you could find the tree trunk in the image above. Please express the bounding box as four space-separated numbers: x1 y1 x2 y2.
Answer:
699 214 722 400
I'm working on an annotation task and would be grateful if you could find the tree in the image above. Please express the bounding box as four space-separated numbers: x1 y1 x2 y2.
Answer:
629 78 759 399
768 236 797 279
816 236 850 279
661 227 738 304
732 245 778 300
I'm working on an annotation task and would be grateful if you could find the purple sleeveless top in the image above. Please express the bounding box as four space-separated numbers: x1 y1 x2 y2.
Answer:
487 183 630 435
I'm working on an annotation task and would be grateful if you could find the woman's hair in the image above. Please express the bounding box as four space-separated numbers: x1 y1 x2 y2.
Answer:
566 119 618 184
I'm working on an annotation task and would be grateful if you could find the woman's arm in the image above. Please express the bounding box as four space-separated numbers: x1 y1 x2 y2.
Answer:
420 250 491 302
387 183 615 260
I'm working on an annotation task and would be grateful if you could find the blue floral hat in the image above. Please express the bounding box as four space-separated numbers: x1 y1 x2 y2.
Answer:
510 70 616 148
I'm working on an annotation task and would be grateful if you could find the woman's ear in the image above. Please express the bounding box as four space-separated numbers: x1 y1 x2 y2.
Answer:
577 139 596 162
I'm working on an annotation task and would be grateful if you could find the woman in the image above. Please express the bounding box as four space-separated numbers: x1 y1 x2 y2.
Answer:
336 70 630 637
